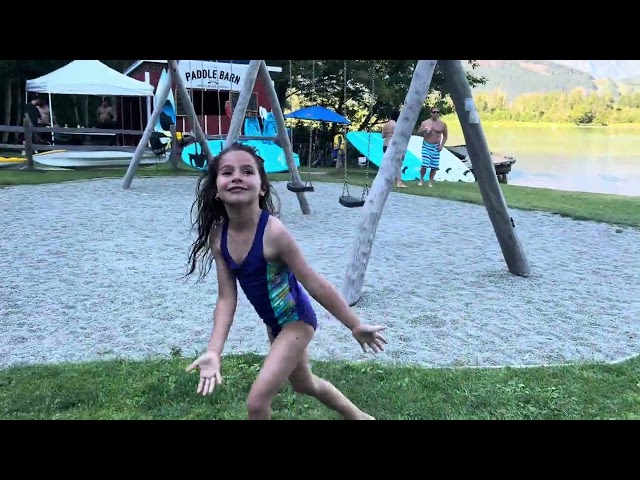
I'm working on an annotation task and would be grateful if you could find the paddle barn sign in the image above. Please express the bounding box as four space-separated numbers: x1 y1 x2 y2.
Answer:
178 61 246 92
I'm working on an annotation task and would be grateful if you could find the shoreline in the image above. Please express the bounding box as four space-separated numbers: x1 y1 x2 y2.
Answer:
440 116 640 129
4 169 634 201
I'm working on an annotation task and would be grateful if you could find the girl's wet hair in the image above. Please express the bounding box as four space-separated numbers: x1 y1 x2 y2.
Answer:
186 142 279 282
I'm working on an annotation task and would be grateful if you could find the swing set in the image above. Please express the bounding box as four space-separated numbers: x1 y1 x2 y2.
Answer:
284 60 374 209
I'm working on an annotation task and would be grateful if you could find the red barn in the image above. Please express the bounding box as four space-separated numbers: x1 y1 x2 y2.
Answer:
122 60 283 144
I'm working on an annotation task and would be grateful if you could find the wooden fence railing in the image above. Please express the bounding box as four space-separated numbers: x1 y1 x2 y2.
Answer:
0 118 182 171
0 119 317 172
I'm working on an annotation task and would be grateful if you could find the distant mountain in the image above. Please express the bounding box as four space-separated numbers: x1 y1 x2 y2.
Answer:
465 60 640 100
465 60 595 99
547 60 640 81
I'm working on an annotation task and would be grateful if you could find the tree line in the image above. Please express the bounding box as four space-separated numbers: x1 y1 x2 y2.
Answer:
469 88 640 125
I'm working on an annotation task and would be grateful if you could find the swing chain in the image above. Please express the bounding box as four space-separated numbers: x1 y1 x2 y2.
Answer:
341 59 351 198
288 60 295 184
361 63 375 200
306 61 315 187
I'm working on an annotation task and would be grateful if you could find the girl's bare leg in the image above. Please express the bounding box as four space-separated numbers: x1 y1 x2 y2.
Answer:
265 327 374 420
246 321 314 420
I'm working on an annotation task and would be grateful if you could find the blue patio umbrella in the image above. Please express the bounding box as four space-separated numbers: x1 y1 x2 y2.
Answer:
283 105 350 194
284 105 351 124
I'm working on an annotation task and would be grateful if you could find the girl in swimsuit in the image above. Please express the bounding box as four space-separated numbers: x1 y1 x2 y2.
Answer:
185 142 387 420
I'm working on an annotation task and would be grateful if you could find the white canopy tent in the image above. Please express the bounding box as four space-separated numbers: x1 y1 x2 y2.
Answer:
25 60 155 141
26 60 154 96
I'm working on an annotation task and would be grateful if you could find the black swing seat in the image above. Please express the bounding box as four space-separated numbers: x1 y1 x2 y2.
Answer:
339 195 365 208
287 182 314 193
189 153 207 169
149 131 169 156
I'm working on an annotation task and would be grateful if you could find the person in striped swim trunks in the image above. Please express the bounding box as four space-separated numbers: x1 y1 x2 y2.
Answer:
417 106 448 187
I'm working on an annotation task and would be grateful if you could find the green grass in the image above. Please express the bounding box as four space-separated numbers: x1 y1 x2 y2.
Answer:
2 163 638 228
2 353 640 420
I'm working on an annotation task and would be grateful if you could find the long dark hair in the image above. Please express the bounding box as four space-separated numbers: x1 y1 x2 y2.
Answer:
186 142 278 282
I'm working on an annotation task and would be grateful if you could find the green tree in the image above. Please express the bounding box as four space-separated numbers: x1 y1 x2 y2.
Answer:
270 60 484 131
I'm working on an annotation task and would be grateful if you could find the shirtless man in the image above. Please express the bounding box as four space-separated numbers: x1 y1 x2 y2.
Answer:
37 99 51 126
37 99 53 144
417 106 448 187
97 98 116 128
381 108 407 188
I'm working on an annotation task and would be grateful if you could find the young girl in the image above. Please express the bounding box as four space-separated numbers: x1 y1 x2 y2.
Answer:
185 142 387 420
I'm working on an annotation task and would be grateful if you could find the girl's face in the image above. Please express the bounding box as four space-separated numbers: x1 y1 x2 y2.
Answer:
215 150 265 206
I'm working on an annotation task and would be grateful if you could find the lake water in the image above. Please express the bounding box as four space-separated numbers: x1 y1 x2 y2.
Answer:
446 124 640 197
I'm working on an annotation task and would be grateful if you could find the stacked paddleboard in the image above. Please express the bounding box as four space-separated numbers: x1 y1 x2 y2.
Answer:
345 131 474 183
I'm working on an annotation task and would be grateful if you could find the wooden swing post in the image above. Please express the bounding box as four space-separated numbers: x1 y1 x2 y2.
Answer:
439 59 530 277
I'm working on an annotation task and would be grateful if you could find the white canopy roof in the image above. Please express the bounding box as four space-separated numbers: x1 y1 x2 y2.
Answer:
26 60 154 96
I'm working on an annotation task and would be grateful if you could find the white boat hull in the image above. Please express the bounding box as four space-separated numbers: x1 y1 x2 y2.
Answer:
33 150 168 168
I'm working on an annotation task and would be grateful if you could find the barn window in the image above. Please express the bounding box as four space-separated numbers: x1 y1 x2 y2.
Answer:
176 89 237 116
230 92 259 114
174 90 258 117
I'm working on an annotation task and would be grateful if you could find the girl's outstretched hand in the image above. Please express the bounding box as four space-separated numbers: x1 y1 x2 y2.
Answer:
186 351 223 396
352 323 387 353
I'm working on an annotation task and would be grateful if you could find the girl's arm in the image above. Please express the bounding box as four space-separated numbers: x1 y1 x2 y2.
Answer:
266 219 362 331
206 227 238 356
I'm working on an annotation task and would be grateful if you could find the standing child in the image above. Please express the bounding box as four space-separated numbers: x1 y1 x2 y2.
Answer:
185 143 387 420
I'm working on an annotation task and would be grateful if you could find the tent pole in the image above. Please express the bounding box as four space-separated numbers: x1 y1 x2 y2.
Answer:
48 92 55 144
24 86 28 151
145 72 152 127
